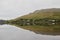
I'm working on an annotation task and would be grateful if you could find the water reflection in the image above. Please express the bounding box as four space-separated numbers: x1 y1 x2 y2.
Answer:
8 25 60 35
0 25 60 40
7 18 60 35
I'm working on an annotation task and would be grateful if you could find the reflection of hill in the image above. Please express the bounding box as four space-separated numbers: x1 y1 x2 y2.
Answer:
7 8 60 35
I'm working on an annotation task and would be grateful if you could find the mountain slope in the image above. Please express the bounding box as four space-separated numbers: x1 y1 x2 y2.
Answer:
15 8 60 20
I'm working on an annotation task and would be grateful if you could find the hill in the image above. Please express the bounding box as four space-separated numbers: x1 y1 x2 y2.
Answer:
15 8 60 19
7 8 60 35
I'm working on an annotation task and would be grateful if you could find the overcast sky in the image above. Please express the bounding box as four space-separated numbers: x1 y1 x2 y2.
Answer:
0 0 60 20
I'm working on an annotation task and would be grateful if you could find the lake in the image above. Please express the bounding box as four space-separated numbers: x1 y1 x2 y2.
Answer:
0 24 60 40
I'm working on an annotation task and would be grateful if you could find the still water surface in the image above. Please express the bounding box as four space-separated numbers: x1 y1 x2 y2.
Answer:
0 24 60 40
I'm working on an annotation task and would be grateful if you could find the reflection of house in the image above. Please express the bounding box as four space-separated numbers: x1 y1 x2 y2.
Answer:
45 19 60 25
19 18 60 26
20 19 33 26
47 19 56 25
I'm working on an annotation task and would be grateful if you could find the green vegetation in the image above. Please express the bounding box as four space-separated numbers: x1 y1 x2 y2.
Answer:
7 8 60 35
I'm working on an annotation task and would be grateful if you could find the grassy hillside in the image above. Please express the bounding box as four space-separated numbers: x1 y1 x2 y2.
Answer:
7 8 60 35
15 8 60 19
